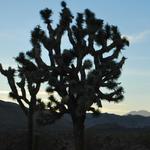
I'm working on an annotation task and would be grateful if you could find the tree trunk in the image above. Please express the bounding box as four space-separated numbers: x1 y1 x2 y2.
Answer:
72 117 85 150
28 107 34 150
28 96 36 150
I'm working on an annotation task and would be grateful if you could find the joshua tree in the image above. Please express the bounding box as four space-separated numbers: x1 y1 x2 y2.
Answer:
0 1 129 150
0 56 62 150
0 60 45 150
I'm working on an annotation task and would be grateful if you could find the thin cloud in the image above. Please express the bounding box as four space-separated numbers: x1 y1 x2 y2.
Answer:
125 30 150 44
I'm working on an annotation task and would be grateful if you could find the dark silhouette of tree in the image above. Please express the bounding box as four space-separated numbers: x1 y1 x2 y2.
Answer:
0 60 61 150
0 1 129 150
0 63 44 150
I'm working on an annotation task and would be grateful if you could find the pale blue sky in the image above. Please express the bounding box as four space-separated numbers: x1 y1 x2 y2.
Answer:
0 0 150 115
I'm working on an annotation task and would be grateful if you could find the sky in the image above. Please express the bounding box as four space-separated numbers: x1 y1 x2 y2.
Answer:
0 0 150 115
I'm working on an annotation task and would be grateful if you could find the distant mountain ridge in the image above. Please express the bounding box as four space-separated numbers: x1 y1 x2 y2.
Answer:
1 100 150 132
127 110 150 117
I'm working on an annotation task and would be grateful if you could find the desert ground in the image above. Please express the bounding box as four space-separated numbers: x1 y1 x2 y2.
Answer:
0 100 150 150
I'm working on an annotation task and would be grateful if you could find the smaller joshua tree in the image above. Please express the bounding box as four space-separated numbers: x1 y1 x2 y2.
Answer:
0 1 129 150
0 59 46 150
0 44 62 150
0 55 63 150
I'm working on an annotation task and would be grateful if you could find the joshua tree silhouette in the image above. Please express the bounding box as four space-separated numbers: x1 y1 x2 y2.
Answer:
0 1 129 150
0 58 46 150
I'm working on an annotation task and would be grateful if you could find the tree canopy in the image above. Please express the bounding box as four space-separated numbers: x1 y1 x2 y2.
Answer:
0 1 129 150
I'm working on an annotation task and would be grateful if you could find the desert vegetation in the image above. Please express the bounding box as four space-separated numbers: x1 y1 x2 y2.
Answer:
0 1 131 150
0 126 150 150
